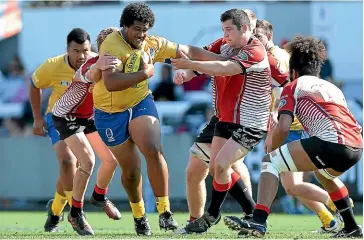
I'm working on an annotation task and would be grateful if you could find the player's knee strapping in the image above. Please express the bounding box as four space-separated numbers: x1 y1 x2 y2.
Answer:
317 169 337 180
189 142 210 165
261 145 297 178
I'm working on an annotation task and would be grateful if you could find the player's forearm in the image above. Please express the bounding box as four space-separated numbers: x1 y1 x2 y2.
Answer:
189 61 237 76
179 45 227 61
85 64 101 83
271 116 292 150
271 127 289 151
29 85 43 119
103 70 148 92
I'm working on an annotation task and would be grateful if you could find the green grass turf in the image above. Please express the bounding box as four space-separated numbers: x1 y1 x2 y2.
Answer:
0 212 362 239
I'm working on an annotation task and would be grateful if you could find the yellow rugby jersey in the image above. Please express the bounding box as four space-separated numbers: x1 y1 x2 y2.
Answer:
93 31 178 113
31 54 75 114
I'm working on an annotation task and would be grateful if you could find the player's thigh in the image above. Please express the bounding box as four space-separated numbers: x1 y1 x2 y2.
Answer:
300 136 363 179
109 139 141 174
45 113 75 163
280 172 304 190
52 115 90 163
94 108 131 148
64 132 95 168
215 138 250 170
85 130 116 164
53 140 77 164
209 136 228 175
190 115 217 167
231 158 248 177
128 95 161 156
270 140 317 172
186 150 209 183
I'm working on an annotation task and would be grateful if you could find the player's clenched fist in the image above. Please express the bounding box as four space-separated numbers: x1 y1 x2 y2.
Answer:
33 117 46 136
173 70 187 85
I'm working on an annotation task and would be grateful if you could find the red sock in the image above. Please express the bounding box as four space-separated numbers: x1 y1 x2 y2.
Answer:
256 203 270 214
212 179 231 192
94 185 108 195
190 216 197 222
72 198 83 209
329 186 348 201
230 172 240 187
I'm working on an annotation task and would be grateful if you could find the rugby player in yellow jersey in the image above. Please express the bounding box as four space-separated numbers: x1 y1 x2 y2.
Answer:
224 20 345 234
92 2 227 235
29 28 93 232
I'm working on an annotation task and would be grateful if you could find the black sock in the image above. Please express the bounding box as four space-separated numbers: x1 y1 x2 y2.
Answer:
93 185 107 201
252 204 270 224
92 190 105 202
334 196 357 231
71 198 82 218
207 179 229 218
228 177 256 215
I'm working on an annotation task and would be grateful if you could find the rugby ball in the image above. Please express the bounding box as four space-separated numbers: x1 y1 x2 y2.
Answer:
124 50 150 73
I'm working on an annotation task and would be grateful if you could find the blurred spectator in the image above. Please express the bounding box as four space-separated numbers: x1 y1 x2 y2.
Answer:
0 117 32 137
23 1 114 8
153 64 177 101
0 55 29 104
320 40 344 89
2 55 25 79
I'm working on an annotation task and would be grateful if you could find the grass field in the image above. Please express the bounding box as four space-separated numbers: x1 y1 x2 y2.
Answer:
0 212 362 239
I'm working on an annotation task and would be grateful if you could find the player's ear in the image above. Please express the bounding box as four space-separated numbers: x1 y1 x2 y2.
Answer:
267 33 273 41
242 24 248 33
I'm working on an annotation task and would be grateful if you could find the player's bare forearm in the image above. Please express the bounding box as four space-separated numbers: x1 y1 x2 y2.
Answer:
103 69 148 92
188 60 242 76
29 85 43 119
178 45 227 61
85 63 101 83
271 114 292 150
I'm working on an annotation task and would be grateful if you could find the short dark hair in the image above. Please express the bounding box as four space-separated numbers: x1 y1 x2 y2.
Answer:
120 2 155 28
285 35 327 77
220 9 249 30
256 19 273 35
67 28 90 46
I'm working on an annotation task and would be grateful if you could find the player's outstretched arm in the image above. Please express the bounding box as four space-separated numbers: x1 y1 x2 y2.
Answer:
178 45 227 61
103 63 154 92
171 57 242 77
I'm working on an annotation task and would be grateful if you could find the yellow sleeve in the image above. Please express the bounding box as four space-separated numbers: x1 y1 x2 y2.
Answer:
99 40 118 56
152 36 178 63
31 60 54 89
